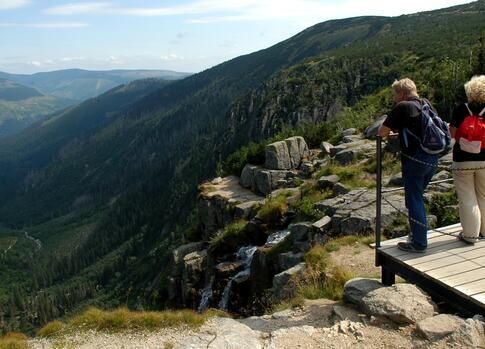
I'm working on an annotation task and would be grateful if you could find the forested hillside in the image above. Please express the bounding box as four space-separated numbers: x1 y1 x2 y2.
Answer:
0 1 484 334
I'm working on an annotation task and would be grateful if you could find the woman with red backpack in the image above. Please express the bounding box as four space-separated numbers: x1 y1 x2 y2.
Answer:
450 75 485 245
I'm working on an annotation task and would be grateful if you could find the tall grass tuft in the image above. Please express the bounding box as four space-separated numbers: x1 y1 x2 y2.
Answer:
0 333 29 349
38 307 227 337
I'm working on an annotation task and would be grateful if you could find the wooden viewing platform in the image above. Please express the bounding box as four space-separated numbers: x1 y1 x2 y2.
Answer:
376 223 485 316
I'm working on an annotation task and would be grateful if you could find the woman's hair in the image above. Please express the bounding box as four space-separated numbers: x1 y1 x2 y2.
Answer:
392 78 419 98
464 75 485 104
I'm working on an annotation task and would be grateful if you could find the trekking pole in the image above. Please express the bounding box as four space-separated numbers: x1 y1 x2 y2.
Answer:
375 136 382 266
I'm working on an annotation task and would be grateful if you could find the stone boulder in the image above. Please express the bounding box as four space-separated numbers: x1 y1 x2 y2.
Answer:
272 263 306 301
364 115 387 138
312 216 332 233
342 128 357 137
265 136 308 170
320 141 334 155
172 242 206 267
387 172 403 187
318 174 340 190
343 278 383 305
333 182 350 196
450 316 485 348
416 314 465 340
361 283 437 324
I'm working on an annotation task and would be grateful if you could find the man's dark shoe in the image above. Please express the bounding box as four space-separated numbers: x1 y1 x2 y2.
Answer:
397 241 426 253
458 232 475 246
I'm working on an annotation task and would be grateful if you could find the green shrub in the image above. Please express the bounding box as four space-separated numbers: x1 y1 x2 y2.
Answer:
210 220 248 253
36 320 66 337
258 193 290 226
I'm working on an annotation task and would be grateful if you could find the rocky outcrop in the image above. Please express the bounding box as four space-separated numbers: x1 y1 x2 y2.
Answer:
330 139 375 165
272 263 306 301
198 176 264 239
240 164 297 195
315 189 406 235
343 278 383 305
265 136 309 170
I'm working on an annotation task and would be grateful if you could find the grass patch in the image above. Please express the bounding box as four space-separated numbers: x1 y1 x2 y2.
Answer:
316 162 375 189
257 192 291 227
0 333 29 349
324 235 375 253
38 307 226 337
291 181 331 222
210 220 248 253
429 191 459 226
298 245 355 300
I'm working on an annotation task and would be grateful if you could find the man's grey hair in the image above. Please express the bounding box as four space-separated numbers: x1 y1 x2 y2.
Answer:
392 78 419 98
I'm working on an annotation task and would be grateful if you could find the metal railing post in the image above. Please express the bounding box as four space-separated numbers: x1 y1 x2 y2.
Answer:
375 136 382 266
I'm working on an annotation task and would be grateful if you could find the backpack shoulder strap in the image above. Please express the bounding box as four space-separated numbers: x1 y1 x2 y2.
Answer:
465 103 473 116
480 106 485 117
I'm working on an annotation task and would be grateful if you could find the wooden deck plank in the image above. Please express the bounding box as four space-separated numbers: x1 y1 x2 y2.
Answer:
456 278 485 296
451 244 485 260
377 226 462 250
472 292 485 305
413 254 467 272
381 237 460 259
440 268 485 287
426 260 480 279
469 256 485 267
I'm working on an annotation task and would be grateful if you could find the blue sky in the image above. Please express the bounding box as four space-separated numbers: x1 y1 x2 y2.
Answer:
0 0 473 74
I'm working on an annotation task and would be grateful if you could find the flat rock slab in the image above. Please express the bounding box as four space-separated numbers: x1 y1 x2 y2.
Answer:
176 317 263 349
361 283 436 324
416 314 465 340
200 175 264 202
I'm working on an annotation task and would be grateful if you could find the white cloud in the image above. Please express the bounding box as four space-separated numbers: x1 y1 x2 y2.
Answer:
0 0 30 10
29 22 90 28
43 0 471 25
160 54 184 61
45 2 113 15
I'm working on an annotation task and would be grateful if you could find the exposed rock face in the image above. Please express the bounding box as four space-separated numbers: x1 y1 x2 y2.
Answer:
249 248 278 297
272 263 306 301
278 252 304 271
330 140 375 165
416 314 465 340
240 164 296 195
265 136 308 170
315 189 406 235
290 222 313 252
182 250 208 305
199 176 264 239
361 283 437 324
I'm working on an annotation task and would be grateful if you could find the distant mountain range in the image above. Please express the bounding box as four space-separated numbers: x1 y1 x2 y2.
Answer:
0 69 191 100
0 69 191 138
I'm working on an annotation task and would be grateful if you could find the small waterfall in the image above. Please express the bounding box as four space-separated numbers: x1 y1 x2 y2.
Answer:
197 284 213 313
218 245 257 311
265 229 291 247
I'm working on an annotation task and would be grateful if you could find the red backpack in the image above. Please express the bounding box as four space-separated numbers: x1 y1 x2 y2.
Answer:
455 104 485 154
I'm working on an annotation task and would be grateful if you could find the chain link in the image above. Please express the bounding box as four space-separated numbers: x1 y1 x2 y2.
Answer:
400 151 485 172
